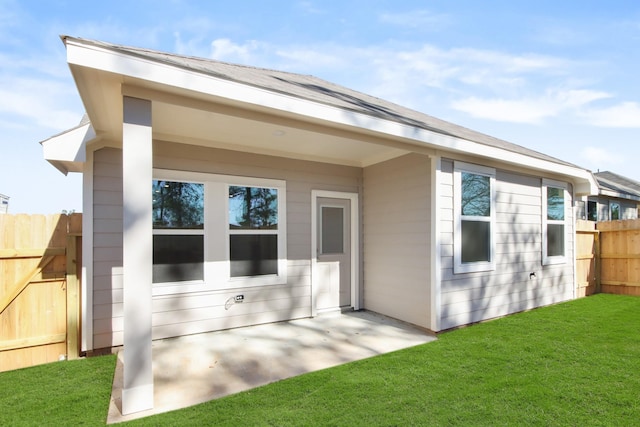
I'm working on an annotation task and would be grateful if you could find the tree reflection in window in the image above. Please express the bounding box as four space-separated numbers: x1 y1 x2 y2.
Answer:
610 202 620 220
546 186 565 258
152 180 204 283
229 186 278 277
461 172 490 216
547 187 565 221
153 180 204 229
229 186 278 229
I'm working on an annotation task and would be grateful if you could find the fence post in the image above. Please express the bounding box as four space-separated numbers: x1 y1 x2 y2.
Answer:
594 230 601 294
66 233 80 360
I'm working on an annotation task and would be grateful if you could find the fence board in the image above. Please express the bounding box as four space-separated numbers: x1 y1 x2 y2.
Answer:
0 213 82 372
575 220 598 297
579 218 640 297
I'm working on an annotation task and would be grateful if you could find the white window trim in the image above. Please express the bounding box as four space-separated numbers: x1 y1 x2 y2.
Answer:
542 178 569 266
152 169 287 296
453 161 496 274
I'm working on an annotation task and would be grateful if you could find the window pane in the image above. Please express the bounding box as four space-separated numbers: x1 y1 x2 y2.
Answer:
611 203 620 220
153 180 204 229
230 235 278 277
153 235 204 283
547 224 565 257
461 172 490 216
229 186 278 229
587 201 598 221
547 187 564 220
461 220 490 263
321 207 344 254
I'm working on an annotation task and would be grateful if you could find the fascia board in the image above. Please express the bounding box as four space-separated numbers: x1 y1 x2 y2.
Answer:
41 122 95 174
599 188 640 202
65 39 595 185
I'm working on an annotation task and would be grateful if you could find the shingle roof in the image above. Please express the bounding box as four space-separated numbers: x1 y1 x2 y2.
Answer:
594 171 640 198
68 36 583 169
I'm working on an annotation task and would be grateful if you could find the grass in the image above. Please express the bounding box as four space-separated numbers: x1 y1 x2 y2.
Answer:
2 294 640 426
0 352 116 426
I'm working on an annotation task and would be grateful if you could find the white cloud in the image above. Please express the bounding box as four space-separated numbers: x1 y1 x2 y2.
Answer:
451 89 610 124
451 97 552 124
0 76 80 130
208 38 269 65
379 10 449 29
581 102 640 128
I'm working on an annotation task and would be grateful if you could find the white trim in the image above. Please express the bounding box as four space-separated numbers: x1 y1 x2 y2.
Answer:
122 96 154 414
311 190 360 316
542 178 570 266
40 122 93 174
81 148 94 352
453 161 496 274
430 156 442 332
430 155 442 332
151 169 287 295
64 37 598 191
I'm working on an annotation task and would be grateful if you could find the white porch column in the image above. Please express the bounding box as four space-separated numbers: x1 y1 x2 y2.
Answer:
121 96 154 415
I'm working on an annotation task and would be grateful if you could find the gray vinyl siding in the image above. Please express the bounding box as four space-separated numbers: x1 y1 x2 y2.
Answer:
362 154 431 329
91 142 362 349
439 159 575 330
92 148 124 349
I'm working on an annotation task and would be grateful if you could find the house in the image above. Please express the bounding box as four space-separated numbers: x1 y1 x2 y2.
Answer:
0 194 8 214
576 171 640 221
41 36 597 414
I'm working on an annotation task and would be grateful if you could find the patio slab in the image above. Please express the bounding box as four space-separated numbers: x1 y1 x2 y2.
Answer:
106 310 436 423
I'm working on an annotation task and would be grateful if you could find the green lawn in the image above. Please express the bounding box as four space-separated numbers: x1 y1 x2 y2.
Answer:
2 294 639 426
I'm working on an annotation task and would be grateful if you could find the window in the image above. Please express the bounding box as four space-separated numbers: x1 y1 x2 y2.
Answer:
320 206 344 254
228 186 279 277
454 162 496 273
152 170 287 294
587 200 598 221
152 180 205 283
610 202 620 221
542 180 568 265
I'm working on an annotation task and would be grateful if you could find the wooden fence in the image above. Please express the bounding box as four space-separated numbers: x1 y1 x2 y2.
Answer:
0 213 81 372
576 219 640 298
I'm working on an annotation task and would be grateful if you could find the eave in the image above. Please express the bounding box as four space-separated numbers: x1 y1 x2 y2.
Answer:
40 121 96 175
60 36 598 195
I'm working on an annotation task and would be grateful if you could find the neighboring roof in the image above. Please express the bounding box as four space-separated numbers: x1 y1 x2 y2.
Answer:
65 36 578 169
594 171 640 201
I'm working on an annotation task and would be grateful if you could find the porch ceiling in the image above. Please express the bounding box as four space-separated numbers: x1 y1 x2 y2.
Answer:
151 100 411 167
70 64 412 168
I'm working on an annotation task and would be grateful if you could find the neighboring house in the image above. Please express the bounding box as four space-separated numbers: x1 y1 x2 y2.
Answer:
0 194 9 214
41 36 598 415
576 171 640 221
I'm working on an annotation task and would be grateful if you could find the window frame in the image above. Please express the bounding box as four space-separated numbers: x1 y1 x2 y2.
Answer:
152 178 206 285
152 169 287 296
453 161 496 274
226 179 284 282
542 179 569 266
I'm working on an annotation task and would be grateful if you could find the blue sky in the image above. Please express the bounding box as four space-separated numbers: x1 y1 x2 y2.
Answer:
2 0 640 213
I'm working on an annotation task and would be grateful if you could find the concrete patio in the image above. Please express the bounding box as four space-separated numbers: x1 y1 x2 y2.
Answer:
107 310 436 423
